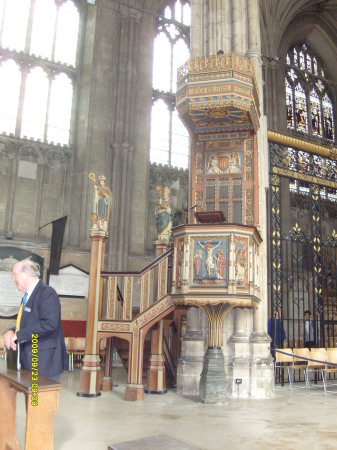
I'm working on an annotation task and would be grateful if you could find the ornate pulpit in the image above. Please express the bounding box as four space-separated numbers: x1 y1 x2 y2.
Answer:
174 53 268 403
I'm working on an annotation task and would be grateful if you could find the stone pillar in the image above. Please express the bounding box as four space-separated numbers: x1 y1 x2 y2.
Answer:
247 0 274 398
250 123 274 397
77 231 106 397
232 0 247 54
199 347 226 404
198 304 232 404
108 3 143 270
227 309 251 398
109 142 135 271
177 307 204 396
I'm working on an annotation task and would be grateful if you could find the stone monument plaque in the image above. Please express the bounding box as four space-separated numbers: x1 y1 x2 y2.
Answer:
48 265 89 298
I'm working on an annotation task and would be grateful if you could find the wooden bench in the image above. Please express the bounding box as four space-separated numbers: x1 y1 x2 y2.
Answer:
0 360 61 450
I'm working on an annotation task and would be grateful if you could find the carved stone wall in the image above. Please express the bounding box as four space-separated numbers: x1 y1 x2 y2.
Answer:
0 136 69 240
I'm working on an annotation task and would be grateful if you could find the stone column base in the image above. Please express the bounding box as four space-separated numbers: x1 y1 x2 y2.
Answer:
177 334 204 396
226 358 250 398
249 332 274 399
199 347 226 404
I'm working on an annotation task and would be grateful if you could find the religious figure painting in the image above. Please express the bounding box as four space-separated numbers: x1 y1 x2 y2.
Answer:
191 238 227 286
234 240 247 287
206 151 242 176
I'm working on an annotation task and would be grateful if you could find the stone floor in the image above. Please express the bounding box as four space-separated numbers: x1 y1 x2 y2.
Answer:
15 367 337 450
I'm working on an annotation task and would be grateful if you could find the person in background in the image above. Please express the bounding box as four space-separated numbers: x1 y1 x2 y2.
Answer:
2 259 68 382
304 310 315 349
268 309 287 356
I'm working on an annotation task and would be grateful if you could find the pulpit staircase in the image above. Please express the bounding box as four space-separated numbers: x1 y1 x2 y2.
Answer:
97 247 185 399
112 332 177 387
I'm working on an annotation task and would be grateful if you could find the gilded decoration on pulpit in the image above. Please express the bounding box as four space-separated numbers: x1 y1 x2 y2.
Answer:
176 54 260 134
191 238 228 286
176 238 184 288
89 172 113 233
194 191 203 213
196 142 203 184
244 139 253 181
189 108 251 130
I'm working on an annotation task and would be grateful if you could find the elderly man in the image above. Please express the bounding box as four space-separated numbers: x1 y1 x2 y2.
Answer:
2 259 68 382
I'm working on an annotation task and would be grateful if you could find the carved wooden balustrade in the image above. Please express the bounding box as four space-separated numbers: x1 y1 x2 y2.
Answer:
98 247 177 401
100 247 174 321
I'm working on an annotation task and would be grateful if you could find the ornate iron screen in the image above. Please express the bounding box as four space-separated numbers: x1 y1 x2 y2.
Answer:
269 133 337 358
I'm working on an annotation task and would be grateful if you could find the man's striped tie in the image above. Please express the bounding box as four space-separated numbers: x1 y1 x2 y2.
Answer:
22 292 28 309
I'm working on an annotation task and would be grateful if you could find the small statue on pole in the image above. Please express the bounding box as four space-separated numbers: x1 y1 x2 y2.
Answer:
89 172 113 234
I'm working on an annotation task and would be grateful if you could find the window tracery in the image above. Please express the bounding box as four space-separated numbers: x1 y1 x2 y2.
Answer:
285 43 336 201
0 0 79 146
150 0 190 169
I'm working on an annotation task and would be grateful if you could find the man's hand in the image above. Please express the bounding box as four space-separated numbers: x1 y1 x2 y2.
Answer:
3 330 17 350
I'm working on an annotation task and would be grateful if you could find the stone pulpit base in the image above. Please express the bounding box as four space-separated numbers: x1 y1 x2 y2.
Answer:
177 308 204 396
199 347 226 404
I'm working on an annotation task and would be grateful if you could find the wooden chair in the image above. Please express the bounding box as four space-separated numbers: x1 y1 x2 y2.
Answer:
67 337 75 371
274 348 293 387
288 347 310 389
320 348 337 396
73 337 86 367
305 347 326 392
64 337 72 371
67 337 85 371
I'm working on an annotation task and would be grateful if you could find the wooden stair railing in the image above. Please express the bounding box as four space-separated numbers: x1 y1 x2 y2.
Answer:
97 248 186 400
100 247 174 322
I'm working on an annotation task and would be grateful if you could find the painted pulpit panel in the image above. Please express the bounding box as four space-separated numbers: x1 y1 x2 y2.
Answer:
234 238 248 288
206 150 242 175
191 238 228 287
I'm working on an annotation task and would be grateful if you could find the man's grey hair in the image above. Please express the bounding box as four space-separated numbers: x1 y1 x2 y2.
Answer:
17 259 41 278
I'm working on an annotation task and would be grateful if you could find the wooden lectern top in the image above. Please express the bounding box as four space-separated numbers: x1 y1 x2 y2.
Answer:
194 210 226 224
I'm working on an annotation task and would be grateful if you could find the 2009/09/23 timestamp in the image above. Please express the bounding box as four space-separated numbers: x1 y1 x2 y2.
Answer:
31 333 38 406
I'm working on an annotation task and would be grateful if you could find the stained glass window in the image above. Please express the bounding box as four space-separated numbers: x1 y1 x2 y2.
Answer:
294 84 307 132
150 1 190 169
285 43 335 141
286 80 294 129
310 90 321 136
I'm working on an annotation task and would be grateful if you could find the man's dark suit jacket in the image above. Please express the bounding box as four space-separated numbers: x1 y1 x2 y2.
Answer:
11 281 68 378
